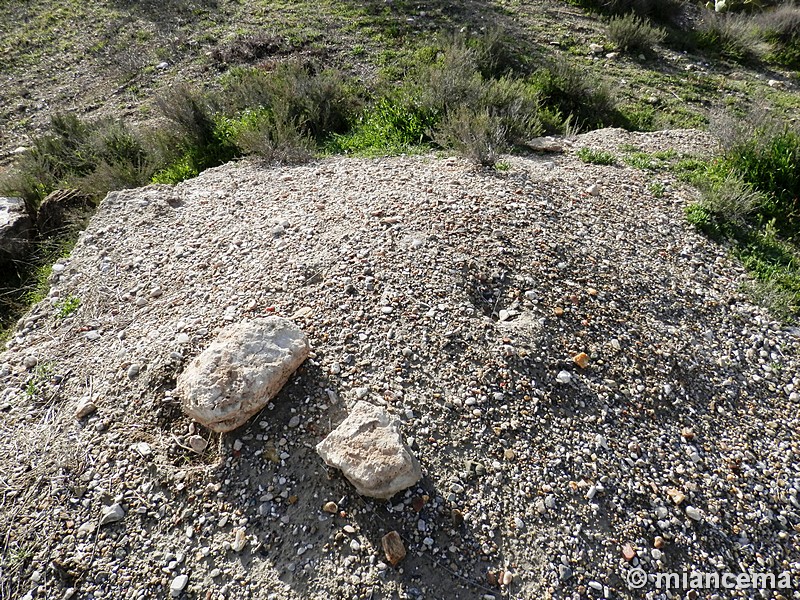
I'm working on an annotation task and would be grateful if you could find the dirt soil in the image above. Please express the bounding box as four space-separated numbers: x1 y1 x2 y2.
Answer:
1 129 798 599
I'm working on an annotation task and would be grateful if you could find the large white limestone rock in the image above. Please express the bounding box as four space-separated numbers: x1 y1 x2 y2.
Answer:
176 317 309 432
316 401 422 499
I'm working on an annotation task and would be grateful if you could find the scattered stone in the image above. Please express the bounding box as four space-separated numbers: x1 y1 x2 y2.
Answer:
667 488 686 505
316 401 422 499
525 136 565 153
685 506 703 521
556 370 572 384
622 543 636 561
187 435 208 454
381 531 406 566
176 317 310 432
231 527 247 552
99 503 125 526
589 43 603 54
127 364 140 379
502 571 513 586
322 501 338 514
23 355 37 369
573 352 590 369
654 536 665 549
587 183 601 196
75 397 97 419
170 574 188 597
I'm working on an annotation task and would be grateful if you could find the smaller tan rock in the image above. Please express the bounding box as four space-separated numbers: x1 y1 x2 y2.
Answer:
322 501 338 514
573 352 590 369
187 435 208 454
667 488 686 505
654 536 664 549
381 531 406 566
75 397 97 419
316 401 421 499
502 571 514 586
622 543 636 561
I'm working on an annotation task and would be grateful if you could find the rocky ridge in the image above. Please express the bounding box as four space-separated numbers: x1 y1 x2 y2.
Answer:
1 128 798 600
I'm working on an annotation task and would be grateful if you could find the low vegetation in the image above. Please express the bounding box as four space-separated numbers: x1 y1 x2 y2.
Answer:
607 13 666 53
1 0 800 334
577 147 617 164
685 113 800 320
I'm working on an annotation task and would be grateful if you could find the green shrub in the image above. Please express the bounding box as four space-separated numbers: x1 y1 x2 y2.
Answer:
332 98 432 155
469 26 532 78
571 0 685 23
433 106 508 166
695 8 764 62
408 36 484 116
0 114 157 213
607 13 666 53
220 61 358 142
723 127 800 230
758 3 800 67
531 57 618 131
233 107 314 163
577 147 617 164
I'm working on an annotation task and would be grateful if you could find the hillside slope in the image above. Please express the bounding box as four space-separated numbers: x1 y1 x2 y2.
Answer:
1 130 798 599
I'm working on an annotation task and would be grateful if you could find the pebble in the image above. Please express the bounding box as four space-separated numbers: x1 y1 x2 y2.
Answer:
99 503 125 526
127 364 140 379
322 501 338 514
381 531 406 566
685 506 703 521
23 356 37 369
75 397 97 419
170 574 188 597
556 370 572 384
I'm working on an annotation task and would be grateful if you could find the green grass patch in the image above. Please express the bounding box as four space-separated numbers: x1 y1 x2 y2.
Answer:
56 295 81 319
684 115 800 320
577 147 616 165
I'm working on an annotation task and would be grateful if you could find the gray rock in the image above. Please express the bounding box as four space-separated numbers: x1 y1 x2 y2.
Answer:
170 574 188 597
0 197 32 265
176 317 309 432
316 401 422 499
99 503 125 526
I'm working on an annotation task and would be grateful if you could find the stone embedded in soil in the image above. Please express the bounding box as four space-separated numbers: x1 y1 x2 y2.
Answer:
75 397 97 419
381 531 406 566
622 543 636 561
99 503 125 526
685 506 703 521
573 352 590 368
316 401 422 499
175 317 309 432
170 574 188 597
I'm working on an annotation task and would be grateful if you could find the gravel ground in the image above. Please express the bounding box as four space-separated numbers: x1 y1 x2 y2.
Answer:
1 128 798 600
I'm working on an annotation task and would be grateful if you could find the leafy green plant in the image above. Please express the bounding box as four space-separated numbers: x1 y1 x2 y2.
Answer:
649 181 666 197
530 57 619 131
332 98 431 156
577 147 616 164
56 295 81 318
607 13 666 53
